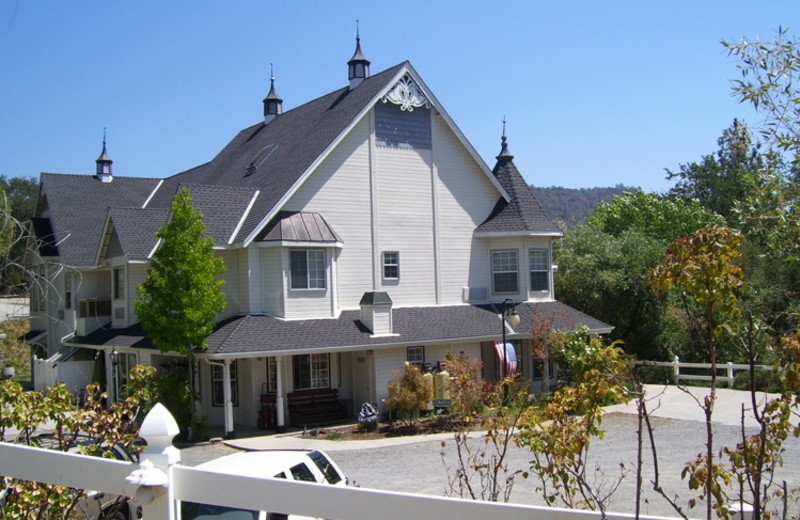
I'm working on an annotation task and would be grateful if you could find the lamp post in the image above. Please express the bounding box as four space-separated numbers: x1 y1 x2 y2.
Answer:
500 298 520 404
110 348 119 403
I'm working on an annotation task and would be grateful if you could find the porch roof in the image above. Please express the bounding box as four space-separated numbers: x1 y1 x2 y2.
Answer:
67 301 612 357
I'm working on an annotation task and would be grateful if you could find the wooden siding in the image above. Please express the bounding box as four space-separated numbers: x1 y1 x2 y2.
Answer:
259 248 283 316
374 138 437 306
284 117 374 311
431 114 499 304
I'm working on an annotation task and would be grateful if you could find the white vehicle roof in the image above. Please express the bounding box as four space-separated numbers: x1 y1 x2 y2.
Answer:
193 450 335 480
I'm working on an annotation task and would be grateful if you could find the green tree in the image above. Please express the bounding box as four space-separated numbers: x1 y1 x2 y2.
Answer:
555 192 722 359
135 188 226 355
135 188 225 434
0 176 39 294
723 28 800 156
666 120 769 223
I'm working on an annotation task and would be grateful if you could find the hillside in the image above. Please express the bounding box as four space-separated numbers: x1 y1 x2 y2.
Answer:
532 184 640 225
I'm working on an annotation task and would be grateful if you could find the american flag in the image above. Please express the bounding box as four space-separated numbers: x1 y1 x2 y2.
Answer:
493 341 518 378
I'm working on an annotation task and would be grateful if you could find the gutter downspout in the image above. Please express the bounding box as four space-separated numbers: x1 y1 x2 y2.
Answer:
206 359 235 439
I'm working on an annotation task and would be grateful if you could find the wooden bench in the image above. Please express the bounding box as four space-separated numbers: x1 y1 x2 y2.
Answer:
287 388 347 427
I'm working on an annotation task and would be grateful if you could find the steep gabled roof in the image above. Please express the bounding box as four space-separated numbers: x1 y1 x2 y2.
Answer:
100 207 169 262
475 136 562 237
39 173 161 267
144 63 408 242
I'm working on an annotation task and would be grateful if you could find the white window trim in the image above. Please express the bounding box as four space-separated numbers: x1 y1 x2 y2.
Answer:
212 361 239 407
529 248 550 292
382 251 400 281
113 266 125 300
293 353 330 391
491 250 519 294
289 249 327 291
407 346 424 363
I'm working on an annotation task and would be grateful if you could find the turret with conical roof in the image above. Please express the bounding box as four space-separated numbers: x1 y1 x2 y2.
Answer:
348 22 370 89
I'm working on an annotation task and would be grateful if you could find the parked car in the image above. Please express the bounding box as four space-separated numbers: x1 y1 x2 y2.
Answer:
180 449 349 520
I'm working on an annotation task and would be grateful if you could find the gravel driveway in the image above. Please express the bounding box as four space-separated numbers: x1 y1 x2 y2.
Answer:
180 390 800 519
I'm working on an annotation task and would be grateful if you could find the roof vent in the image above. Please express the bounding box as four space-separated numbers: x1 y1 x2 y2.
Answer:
359 291 392 335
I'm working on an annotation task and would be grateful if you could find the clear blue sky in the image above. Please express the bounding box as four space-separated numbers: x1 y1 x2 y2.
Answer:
1 1 797 192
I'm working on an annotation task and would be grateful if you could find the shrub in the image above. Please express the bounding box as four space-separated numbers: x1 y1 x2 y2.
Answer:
385 363 432 427
444 350 486 418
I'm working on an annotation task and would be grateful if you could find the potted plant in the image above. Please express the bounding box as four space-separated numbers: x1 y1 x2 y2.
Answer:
2 362 14 380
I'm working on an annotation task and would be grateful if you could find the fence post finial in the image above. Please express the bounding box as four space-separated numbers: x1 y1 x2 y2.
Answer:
126 402 181 520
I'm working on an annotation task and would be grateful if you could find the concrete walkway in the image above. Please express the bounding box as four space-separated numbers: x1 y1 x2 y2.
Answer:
603 384 782 427
224 384 782 452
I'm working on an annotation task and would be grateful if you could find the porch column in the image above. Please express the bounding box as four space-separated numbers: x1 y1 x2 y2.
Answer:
222 359 234 439
275 356 285 430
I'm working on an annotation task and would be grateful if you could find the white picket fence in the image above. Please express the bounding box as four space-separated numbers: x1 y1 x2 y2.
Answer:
0 403 693 520
636 356 773 386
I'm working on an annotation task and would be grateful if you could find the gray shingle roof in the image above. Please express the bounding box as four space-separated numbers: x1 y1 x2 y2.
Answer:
475 138 562 236
106 207 169 261
144 63 408 243
39 173 161 267
68 301 611 356
175 183 259 245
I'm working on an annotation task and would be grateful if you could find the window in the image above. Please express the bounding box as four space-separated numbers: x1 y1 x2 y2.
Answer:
64 271 73 310
290 250 326 289
30 266 45 312
113 266 125 300
293 353 330 390
492 250 518 293
290 463 317 483
265 357 277 394
533 358 554 381
382 251 399 280
407 346 424 363
211 361 239 407
529 249 549 292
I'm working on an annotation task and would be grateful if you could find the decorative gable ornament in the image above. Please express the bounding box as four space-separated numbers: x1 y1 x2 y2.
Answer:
382 74 430 112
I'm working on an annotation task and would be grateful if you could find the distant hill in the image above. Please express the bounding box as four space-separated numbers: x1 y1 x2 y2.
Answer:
532 184 640 225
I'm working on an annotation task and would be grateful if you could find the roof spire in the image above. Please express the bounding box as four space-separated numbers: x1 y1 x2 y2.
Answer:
496 117 514 161
348 19 370 89
263 62 283 123
96 128 113 182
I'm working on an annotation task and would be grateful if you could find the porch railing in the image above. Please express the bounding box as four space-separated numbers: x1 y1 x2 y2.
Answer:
0 403 687 520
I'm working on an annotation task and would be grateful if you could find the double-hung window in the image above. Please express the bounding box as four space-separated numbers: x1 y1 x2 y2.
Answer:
293 353 330 390
290 250 326 290
407 346 424 363
492 250 518 294
382 251 399 280
113 266 125 300
212 361 239 407
529 249 549 292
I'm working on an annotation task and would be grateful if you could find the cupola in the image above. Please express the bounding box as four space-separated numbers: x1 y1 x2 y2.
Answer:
360 291 393 336
263 64 283 124
347 22 370 89
96 130 113 182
